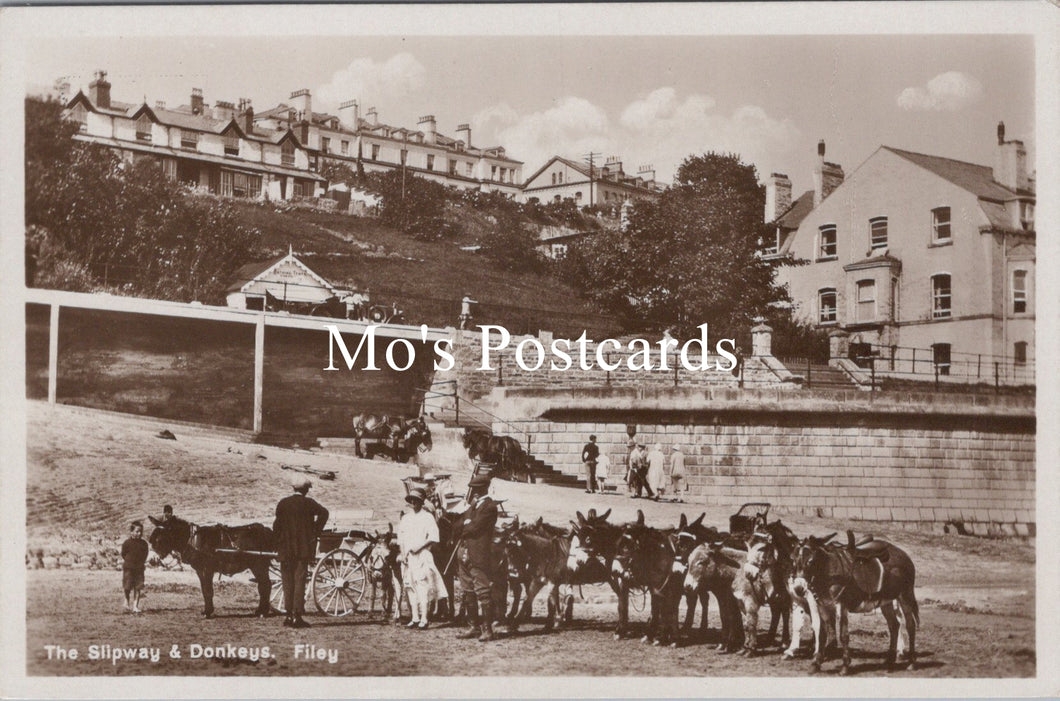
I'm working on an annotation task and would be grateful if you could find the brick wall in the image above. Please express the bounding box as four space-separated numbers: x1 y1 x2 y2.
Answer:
499 395 1034 535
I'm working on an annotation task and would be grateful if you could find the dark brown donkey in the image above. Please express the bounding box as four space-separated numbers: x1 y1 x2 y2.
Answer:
148 516 275 618
791 531 920 674
567 508 637 639
610 515 684 646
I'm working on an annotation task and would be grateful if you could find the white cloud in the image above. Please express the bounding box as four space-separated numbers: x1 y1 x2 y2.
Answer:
618 88 800 180
315 53 426 108
470 89 798 181
897 71 984 112
474 97 614 171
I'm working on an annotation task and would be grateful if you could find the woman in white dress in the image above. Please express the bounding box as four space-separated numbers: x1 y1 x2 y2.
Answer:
397 488 449 629
646 443 667 500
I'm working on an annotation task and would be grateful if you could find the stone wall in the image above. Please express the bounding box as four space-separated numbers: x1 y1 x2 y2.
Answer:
495 389 1035 535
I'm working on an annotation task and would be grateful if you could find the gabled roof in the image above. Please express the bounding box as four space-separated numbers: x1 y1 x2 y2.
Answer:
884 147 1021 202
226 252 336 294
775 190 814 229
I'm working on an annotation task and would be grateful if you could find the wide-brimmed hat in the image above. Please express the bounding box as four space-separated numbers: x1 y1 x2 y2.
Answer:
468 473 492 489
405 487 426 504
290 474 312 490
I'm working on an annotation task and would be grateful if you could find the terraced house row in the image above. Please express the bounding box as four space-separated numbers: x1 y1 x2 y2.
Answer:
60 72 523 200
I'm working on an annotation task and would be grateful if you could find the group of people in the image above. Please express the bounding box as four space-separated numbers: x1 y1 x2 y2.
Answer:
581 435 688 501
270 471 500 640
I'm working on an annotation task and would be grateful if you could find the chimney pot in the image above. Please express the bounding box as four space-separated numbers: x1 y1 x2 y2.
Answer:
89 69 111 110
997 121 1006 145
190 88 204 115
817 140 826 158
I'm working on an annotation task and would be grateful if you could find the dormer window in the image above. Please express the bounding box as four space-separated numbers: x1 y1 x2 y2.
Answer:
931 207 951 243
136 114 152 142
869 216 888 250
71 103 88 132
223 134 239 156
181 130 199 150
281 140 295 166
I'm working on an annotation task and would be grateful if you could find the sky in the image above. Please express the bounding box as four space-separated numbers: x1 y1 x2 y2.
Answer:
26 34 1034 190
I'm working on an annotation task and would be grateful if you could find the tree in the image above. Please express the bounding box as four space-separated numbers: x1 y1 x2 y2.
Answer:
578 152 788 339
25 97 260 303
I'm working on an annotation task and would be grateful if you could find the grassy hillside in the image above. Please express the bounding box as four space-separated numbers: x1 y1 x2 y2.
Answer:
226 199 616 336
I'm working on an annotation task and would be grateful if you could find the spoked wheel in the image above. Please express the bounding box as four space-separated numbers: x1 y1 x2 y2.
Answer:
312 548 367 617
269 561 286 614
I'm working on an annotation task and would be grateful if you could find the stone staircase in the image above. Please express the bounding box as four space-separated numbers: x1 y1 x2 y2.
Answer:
777 358 862 390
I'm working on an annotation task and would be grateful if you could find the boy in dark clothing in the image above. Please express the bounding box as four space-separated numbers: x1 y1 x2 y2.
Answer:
121 521 149 613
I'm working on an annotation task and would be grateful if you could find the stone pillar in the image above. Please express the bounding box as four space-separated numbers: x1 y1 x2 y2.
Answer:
253 315 265 433
48 303 59 403
750 317 772 357
829 328 850 362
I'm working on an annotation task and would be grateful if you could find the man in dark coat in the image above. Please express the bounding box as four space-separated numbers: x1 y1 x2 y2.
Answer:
453 473 499 641
581 434 600 494
273 475 329 628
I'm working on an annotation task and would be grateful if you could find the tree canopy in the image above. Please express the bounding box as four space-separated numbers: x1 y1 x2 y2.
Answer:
575 152 788 339
25 97 260 302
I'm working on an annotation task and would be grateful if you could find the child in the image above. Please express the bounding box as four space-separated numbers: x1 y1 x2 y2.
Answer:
121 520 149 614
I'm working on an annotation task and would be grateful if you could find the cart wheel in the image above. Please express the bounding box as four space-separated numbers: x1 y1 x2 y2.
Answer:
312 548 367 617
269 561 286 614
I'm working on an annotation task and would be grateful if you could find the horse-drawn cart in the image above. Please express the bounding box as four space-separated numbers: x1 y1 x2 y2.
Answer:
261 509 396 618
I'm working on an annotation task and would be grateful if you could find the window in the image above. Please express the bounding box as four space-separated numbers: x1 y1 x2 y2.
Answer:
551 243 568 259
932 207 951 243
932 343 951 376
281 141 295 166
1019 202 1034 231
818 288 837 324
223 134 239 156
1012 269 1028 314
71 104 88 131
426 154 434 170
558 172 564 184
136 114 152 142
180 130 199 150
551 173 556 185
465 162 473 177
869 216 888 250
856 279 876 323
321 137 330 154
1014 341 1027 365
341 140 349 155
448 159 457 175
492 165 498 180
891 276 900 319
818 224 837 259
232 172 262 198
371 144 380 161
575 191 583 201
931 274 951 319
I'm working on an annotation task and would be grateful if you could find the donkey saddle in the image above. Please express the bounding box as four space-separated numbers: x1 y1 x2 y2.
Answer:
845 531 888 595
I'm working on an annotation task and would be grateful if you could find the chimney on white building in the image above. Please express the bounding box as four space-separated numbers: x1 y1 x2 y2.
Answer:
637 164 655 184
994 121 1031 192
154 100 166 110
456 123 471 148
290 89 312 122
366 106 379 126
339 99 360 130
764 172 793 222
418 115 437 145
605 155 624 177
238 98 254 132
190 88 204 115
212 100 236 122
89 70 111 109
813 140 844 206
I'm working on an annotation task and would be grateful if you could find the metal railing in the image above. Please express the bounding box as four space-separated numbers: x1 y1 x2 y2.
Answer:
418 381 534 454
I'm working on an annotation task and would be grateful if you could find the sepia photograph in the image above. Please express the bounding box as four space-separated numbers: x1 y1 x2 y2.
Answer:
0 2 1056 697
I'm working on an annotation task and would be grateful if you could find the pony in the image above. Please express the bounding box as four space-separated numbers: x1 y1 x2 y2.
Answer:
461 429 533 483
353 414 432 461
791 531 920 674
147 515 274 618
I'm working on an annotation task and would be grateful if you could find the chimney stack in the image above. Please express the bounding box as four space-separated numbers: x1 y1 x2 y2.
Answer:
994 121 1030 192
813 139 844 206
339 99 360 130
239 99 254 133
765 172 793 222
367 107 378 126
637 164 655 184
456 123 471 148
89 70 111 109
154 100 166 111
418 115 437 145
605 155 624 176
190 88 204 115
290 89 312 122
212 100 236 122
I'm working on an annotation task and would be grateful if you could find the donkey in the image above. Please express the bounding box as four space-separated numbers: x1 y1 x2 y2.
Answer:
566 508 634 640
610 517 684 646
148 515 274 618
732 520 797 655
363 525 402 623
671 513 722 641
683 541 746 653
791 531 920 674
505 517 571 626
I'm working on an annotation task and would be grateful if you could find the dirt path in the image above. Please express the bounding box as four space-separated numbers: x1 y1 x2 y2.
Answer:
23 401 1035 677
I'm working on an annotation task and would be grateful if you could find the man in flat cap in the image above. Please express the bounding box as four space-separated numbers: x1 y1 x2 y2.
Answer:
273 474 329 628
453 473 499 641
